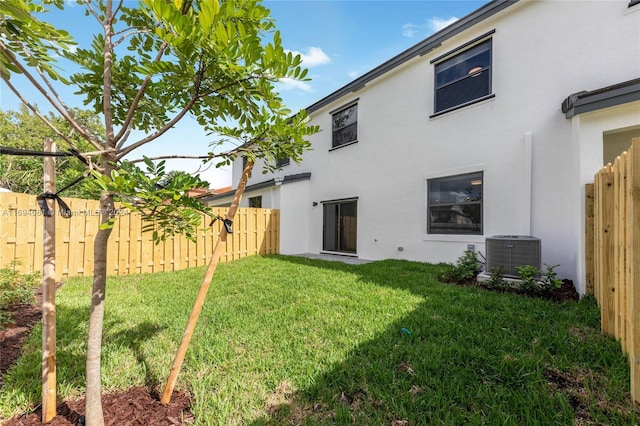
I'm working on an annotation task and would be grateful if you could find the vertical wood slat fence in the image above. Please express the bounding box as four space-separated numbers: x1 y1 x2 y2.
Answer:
585 137 639 404
0 192 279 281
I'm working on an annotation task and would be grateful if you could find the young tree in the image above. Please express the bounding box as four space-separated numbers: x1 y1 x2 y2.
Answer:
0 1 317 424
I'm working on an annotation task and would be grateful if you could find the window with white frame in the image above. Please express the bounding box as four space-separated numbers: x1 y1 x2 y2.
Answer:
434 39 492 114
332 103 358 148
427 172 483 235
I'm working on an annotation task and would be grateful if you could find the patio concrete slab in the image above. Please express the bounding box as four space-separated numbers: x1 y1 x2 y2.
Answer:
291 253 372 265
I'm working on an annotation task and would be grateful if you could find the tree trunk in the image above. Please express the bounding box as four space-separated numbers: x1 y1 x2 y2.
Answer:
84 189 115 426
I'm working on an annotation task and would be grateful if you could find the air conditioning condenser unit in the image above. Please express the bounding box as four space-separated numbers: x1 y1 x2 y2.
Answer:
485 235 541 278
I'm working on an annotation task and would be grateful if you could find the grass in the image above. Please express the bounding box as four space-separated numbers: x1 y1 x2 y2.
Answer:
1 255 638 425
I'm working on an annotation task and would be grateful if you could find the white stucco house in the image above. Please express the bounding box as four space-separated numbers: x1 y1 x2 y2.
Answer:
204 0 640 295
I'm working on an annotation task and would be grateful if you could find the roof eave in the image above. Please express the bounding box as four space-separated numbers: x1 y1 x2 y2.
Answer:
304 0 519 114
562 78 640 118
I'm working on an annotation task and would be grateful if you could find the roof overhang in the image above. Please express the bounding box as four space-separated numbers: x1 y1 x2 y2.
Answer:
201 173 311 203
562 78 640 118
304 0 519 114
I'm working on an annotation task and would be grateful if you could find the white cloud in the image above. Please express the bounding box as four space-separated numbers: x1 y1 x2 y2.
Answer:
402 23 420 38
277 77 313 92
286 47 331 67
427 16 459 33
402 16 459 38
347 70 361 79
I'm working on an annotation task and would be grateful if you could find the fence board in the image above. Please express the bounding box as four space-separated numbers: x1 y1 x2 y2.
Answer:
629 140 640 403
585 184 595 294
0 194 279 280
588 138 639 404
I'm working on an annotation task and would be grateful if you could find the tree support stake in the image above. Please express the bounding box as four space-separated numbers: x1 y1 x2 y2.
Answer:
161 160 254 404
42 138 57 423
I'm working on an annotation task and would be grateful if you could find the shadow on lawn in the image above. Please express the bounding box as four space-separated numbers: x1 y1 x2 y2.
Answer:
249 255 637 426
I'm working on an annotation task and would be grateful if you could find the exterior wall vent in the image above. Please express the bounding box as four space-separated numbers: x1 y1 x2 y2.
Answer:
485 235 541 278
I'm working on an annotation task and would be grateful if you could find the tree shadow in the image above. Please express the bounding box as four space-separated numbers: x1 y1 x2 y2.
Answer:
109 321 167 389
247 255 626 425
1 303 165 414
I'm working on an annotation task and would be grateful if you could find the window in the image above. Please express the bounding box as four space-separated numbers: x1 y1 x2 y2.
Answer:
323 199 357 253
434 39 492 114
276 156 290 168
427 172 483 235
332 103 358 148
248 196 262 208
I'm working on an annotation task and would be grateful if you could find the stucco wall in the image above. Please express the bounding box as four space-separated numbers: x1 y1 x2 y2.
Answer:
230 0 640 293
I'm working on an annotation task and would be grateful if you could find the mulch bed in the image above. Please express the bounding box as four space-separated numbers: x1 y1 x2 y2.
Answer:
1 286 194 426
3 387 193 426
0 301 41 385
444 276 580 303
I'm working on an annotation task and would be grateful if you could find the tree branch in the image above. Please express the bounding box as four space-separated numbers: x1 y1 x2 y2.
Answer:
0 76 75 146
116 57 208 160
113 28 153 47
129 154 212 164
102 0 116 149
0 41 104 150
112 41 169 143
82 0 102 23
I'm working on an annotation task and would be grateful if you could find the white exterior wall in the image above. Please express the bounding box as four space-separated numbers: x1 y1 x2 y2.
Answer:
228 0 640 293
279 179 311 255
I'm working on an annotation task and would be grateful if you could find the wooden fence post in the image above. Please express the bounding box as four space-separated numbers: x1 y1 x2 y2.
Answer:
585 183 595 295
597 165 616 336
629 139 639 404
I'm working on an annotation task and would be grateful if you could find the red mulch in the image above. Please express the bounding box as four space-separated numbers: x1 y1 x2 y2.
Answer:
3 387 193 426
0 301 41 384
1 287 194 426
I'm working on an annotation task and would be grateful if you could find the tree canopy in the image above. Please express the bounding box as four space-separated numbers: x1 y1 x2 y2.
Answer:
0 0 318 424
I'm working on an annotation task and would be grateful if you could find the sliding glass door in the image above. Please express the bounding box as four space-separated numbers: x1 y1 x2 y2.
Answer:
323 200 357 254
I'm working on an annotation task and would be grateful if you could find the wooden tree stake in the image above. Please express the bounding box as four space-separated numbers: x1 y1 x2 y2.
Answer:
42 138 57 422
161 160 254 404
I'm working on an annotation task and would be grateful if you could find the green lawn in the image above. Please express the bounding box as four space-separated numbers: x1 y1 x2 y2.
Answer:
1 255 638 425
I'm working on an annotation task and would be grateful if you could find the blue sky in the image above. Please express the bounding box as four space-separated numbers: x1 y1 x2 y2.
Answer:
0 0 488 188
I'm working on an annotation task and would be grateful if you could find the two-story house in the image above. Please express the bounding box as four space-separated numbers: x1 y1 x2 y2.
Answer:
204 0 640 295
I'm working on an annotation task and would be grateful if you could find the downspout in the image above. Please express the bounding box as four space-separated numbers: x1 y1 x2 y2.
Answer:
523 132 533 235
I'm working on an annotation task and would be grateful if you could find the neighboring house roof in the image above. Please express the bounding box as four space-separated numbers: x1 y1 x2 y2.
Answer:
201 173 312 202
186 188 214 198
562 78 640 118
212 186 232 194
304 0 519 115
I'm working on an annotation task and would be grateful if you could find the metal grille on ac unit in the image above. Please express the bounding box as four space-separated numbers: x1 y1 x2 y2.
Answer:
485 236 541 278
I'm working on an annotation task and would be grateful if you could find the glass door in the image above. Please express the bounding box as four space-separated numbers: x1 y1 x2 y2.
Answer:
323 200 357 253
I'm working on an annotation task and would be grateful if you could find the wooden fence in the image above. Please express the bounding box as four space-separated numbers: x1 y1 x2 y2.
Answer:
0 192 279 280
585 137 639 404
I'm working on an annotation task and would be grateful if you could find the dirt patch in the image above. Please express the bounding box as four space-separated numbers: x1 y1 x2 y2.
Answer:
544 365 640 425
264 380 333 424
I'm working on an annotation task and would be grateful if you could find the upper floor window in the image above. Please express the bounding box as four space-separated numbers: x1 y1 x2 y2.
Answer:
276 156 290 168
434 39 492 114
427 171 483 235
248 196 262 208
332 103 358 148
